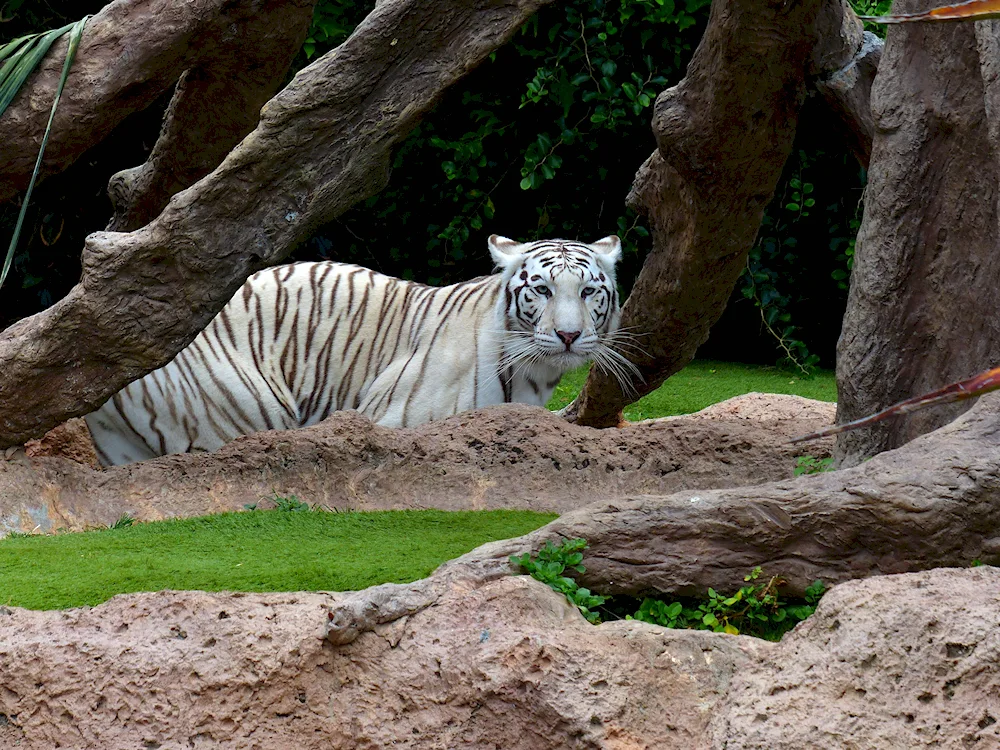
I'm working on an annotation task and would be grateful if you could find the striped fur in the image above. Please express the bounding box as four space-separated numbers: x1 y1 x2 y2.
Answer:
85 235 631 466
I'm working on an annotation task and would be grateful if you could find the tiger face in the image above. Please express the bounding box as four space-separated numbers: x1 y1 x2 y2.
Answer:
490 235 631 377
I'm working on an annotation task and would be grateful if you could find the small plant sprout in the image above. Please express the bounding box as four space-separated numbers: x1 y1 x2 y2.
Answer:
510 538 608 624
269 492 311 512
794 454 834 476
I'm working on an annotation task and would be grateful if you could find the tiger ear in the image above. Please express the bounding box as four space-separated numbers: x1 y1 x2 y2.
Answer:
590 235 622 266
488 234 525 271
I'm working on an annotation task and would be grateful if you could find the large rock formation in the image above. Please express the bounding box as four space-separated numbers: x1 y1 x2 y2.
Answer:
0 395 834 533
0 565 995 748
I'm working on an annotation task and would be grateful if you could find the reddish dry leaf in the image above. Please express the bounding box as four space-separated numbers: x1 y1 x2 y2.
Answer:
861 0 1000 23
790 365 1000 443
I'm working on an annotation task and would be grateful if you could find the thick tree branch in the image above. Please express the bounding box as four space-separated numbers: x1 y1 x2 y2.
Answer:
505 392 1000 598
835 7 1000 466
105 14 313 231
814 31 882 168
570 0 866 427
0 0 553 448
0 0 314 206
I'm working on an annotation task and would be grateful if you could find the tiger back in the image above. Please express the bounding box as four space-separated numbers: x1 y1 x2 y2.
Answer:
85 235 631 466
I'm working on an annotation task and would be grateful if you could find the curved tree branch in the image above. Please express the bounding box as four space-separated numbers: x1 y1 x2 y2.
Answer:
569 0 869 427
0 0 553 448
0 0 315 206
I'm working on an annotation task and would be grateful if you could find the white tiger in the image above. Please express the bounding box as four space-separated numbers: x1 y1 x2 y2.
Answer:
85 234 635 466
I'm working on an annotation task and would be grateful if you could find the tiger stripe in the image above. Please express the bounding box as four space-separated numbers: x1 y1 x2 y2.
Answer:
85 236 628 466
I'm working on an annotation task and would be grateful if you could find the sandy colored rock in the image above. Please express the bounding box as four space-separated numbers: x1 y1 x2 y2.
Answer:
0 395 834 534
0 563 996 748
23 418 100 470
714 566 1000 748
0 576 764 749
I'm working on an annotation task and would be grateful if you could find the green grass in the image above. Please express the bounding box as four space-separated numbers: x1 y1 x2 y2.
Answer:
0 509 557 610
3 359 837 611
547 359 837 420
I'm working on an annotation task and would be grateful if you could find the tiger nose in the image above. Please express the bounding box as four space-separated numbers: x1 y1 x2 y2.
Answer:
555 330 582 347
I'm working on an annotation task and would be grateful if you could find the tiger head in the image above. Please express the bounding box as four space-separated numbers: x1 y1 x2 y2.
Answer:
489 235 636 383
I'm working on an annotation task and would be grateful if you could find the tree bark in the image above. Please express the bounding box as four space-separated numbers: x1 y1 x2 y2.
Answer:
834 10 1000 466
814 31 882 168
0 0 315 206
321 391 1000 649
0 0 553 448
570 0 867 427
104 14 314 231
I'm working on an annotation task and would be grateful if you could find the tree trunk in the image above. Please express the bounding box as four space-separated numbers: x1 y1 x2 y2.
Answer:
0 0 553 448
0 0 315 206
834 10 1000 466
570 0 868 428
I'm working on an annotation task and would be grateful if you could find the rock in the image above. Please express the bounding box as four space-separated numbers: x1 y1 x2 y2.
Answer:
0 566 996 748
22 417 100 470
0 577 765 749
489 391 1000 597
713 566 1000 748
0 395 834 534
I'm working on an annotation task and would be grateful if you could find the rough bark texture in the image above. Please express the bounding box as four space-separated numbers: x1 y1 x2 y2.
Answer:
476 391 1000 600
0 0 314 205
104 12 314 232
0 0 553 448
570 0 865 427
0 565 996 748
0 396 835 533
835 9 1000 467
814 31 882 168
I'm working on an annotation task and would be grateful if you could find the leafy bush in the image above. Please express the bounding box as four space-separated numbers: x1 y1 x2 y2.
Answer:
510 538 609 623
629 567 827 640
512 540 826 641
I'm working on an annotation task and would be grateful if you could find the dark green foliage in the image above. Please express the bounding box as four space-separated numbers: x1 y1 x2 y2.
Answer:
510 538 609 623
629 567 827 641
732 146 864 372
852 0 894 36
294 0 711 289
513 541 826 641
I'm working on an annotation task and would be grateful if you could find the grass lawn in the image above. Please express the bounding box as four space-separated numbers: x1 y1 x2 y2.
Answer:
547 359 837 420
0 509 556 610
3 359 836 611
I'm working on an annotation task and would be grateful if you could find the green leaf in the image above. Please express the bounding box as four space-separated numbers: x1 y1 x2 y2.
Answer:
1 16 90 293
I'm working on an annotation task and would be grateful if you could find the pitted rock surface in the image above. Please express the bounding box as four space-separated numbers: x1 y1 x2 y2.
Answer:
0 568 996 748
0 394 834 533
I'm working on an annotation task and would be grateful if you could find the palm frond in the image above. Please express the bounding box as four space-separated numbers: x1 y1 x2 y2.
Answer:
1 16 89 292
